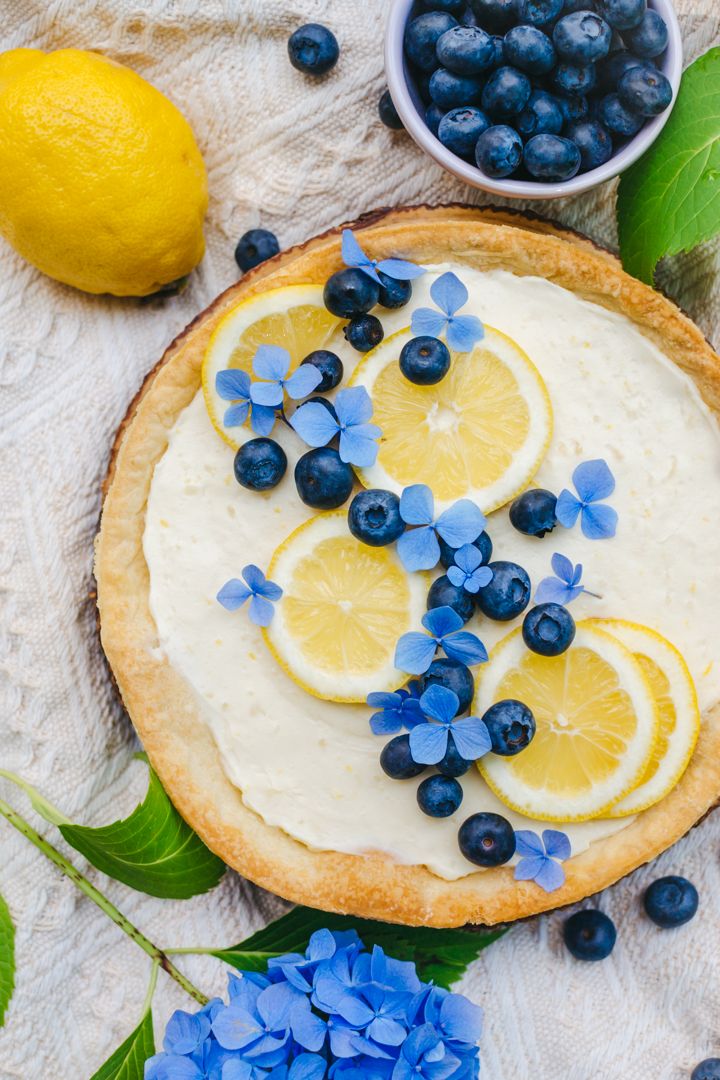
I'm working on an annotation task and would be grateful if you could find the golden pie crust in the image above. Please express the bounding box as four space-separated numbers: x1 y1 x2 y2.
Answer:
95 205 720 928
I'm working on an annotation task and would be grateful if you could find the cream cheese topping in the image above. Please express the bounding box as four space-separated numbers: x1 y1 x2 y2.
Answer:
143 268 720 880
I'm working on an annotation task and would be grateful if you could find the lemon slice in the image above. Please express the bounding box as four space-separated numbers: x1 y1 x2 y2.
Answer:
589 620 700 817
348 325 553 512
475 623 659 821
263 512 428 702
202 285 342 449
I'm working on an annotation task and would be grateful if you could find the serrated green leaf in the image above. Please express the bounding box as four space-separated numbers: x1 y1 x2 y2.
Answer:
59 755 225 899
90 1009 155 1080
211 906 506 990
617 47 720 284
0 893 15 1029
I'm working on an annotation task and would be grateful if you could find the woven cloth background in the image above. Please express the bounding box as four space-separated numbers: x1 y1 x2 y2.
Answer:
1 1 719 1076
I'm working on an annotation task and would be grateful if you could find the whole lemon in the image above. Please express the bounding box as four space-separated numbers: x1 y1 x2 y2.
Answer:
0 48 208 296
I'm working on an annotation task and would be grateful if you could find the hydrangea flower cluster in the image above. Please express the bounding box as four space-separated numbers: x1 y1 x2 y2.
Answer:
145 930 483 1080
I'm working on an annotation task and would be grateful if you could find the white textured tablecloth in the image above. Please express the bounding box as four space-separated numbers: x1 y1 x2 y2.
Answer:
1 1 720 1077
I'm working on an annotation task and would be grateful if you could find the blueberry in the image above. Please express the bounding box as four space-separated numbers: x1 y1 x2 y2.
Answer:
482 699 536 755
423 0 465 10
399 335 451 385
233 437 287 491
553 11 612 63
522 602 576 655
556 91 589 123
597 92 643 136
414 68 435 104
481 65 532 118
475 124 524 177
380 734 427 779
553 60 597 96
324 267 380 317
422 657 475 713
597 0 645 30
348 489 404 547
425 102 446 135
517 90 564 136
476 560 531 620
563 0 596 10
524 133 581 180
404 12 459 72
566 118 613 168
430 67 484 108
301 350 343 393
458 811 516 866
437 25 496 74
294 447 353 509
460 5 481 26
287 23 339 76
344 313 384 352
378 271 413 309
305 396 338 421
597 49 646 90
437 734 472 776
468 0 516 32
514 0 564 27
509 488 557 537
439 530 492 570
417 774 464 817
438 106 491 157
234 229 279 272
625 8 668 58
427 575 476 624
504 26 557 75
618 64 672 116
692 1062 720 1080
488 34 506 66
379 89 403 129
643 875 699 928
563 909 616 960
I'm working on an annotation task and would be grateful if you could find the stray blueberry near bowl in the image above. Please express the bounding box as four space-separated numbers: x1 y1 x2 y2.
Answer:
287 23 339 76
381 734 427 780
625 8 668 58
378 271 413 309
417 774 464 817
517 90 564 136
563 909 617 961
458 811 517 866
294 447 353 509
617 64 672 115
234 229 279 272
234 438 287 492
481 65 532 118
439 530 492 570
643 875 699 928
344 313 384 353
427 575 476 624
437 734 472 777
404 11 459 71
514 0 564 27
437 25 496 73
422 657 475 713
301 349 343 393
425 103 446 136
565 118 613 169
597 0 646 31
523 602 576 655
438 106 491 158
468 0 516 32
553 60 597 96
509 488 557 537
348 489 404 547
324 267 380 317
524 133 581 181
692 1062 720 1080
482 699 536 755
503 25 557 76
475 124 523 177
379 89 403 130
476 560 531 620
400 335 451 385
430 67 484 108
553 11 612 63
597 91 643 136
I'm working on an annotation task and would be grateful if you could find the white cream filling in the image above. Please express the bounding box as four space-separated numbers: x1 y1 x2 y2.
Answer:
143 268 720 880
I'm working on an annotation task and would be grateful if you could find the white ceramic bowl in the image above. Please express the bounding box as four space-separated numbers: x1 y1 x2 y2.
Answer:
385 0 682 199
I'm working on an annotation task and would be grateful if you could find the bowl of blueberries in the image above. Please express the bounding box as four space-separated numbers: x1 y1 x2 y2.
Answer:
385 0 682 197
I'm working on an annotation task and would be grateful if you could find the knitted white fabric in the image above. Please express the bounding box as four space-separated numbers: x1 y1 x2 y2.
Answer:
0 1 719 1076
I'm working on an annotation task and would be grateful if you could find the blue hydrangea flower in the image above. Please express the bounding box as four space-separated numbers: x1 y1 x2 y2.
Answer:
408 684 491 765
215 368 277 436
446 545 493 595
394 606 487 675
421 988 483 1055
249 345 322 408
393 1023 462 1080
397 486 486 573
290 386 381 467
268 928 339 992
410 273 484 354
555 459 618 540
341 229 426 284
367 683 424 735
216 565 283 627
514 829 571 893
534 553 598 606
164 1010 212 1056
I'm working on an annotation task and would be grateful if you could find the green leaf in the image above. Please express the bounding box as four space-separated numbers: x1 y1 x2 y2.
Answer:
59 755 225 899
89 1009 155 1080
0 893 15 1029
617 47 720 284
211 905 506 990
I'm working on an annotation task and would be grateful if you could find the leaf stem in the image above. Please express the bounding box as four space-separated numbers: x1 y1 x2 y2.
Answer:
0 769 70 827
142 959 161 1015
0 796 209 1006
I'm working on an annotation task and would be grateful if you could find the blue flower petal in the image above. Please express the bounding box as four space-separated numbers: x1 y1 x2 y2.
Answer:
375 257 426 281
533 856 566 893
409 722 450 765
430 272 468 317
253 344 290 382
285 364 323 400
248 594 276 626
250 404 277 436
468 566 493 592
220 1061 253 1080
370 712 403 735
145 1055 203 1080
289 1053 328 1080
216 369 251 401
571 562 583 587
534 576 581 606
367 691 401 709
419 683 459 724
411 308 447 339
514 830 545 858
242 564 266 591
217 579 251 611
341 229 380 281
446 565 465 589
446 314 484 354
394 632 438 674
555 489 582 529
255 577 283 601
290 1003 327 1052
435 500 486 549
399 484 434 526
438 993 483 1045
339 425 380 467
514 854 547 882
581 502 618 540
422 605 464 638
163 1010 210 1055
250 380 285 407
335 385 374 427
367 1016 407 1046
396 526 440 572
543 828 571 861
290 402 340 447
453 543 482 575
450 717 492 761
551 552 575 584
442 630 488 667
223 402 250 427
573 458 615 503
